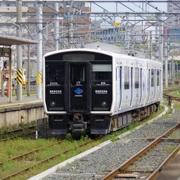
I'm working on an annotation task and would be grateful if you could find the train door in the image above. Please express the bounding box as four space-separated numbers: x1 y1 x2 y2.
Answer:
122 66 130 109
130 67 133 106
151 69 155 102
154 69 157 100
155 69 161 100
119 67 122 109
66 62 91 113
139 68 143 104
134 67 140 106
147 69 151 103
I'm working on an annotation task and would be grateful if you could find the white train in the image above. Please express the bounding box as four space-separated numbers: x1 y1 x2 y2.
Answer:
43 47 163 137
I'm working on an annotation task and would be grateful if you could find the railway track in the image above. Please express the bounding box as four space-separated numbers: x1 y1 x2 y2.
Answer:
102 123 180 180
0 125 36 142
163 86 180 101
0 138 100 180
0 140 64 166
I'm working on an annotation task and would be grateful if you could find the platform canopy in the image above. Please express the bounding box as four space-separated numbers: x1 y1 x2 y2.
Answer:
0 35 38 46
0 35 38 103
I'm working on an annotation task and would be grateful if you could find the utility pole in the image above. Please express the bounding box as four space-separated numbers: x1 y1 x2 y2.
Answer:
63 0 74 49
16 0 22 101
164 39 168 88
125 14 130 54
158 14 163 63
172 58 174 85
55 2 59 51
36 2 43 99
171 45 175 85
27 45 31 96
158 14 163 102
27 23 31 97
149 31 152 59
67 11 73 48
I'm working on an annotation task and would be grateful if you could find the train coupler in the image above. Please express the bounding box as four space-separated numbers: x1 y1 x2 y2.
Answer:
72 123 86 137
72 113 87 137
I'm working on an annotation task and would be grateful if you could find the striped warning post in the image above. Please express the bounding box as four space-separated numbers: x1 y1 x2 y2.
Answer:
16 69 23 84
36 72 42 85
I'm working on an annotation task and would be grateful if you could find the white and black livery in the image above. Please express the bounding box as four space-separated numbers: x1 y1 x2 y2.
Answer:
43 47 162 136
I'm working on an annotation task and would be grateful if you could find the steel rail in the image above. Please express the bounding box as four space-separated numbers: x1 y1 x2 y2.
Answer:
147 144 180 180
0 126 36 142
102 123 180 180
0 125 35 136
0 139 95 180
163 87 180 101
0 140 64 166
0 131 36 142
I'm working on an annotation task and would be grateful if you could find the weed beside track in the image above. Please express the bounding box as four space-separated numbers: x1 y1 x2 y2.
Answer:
0 126 36 142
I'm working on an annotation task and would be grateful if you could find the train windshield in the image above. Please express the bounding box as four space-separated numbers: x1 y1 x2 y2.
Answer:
92 64 112 85
45 62 65 85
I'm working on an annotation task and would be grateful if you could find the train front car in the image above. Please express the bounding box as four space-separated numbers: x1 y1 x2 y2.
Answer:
43 49 113 136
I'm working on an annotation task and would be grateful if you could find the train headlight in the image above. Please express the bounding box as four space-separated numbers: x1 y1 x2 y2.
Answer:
50 101 56 107
101 101 107 107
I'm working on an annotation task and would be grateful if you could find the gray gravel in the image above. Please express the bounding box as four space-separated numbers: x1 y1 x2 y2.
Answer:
43 109 180 180
130 141 178 171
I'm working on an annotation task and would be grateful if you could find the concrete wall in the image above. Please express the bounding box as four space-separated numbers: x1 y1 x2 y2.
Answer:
0 102 47 127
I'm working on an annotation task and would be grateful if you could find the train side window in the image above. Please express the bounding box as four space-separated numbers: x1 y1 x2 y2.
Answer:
151 69 154 87
157 69 160 86
135 67 139 89
92 64 112 85
124 66 129 89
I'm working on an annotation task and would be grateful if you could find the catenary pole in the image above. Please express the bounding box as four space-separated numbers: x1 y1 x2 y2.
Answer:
55 2 59 51
16 0 22 101
164 40 168 88
36 1 43 99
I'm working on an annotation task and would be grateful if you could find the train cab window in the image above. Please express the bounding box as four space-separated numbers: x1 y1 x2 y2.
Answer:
135 67 139 89
151 69 154 87
157 69 160 86
124 66 129 89
70 64 86 85
92 64 112 85
46 63 65 85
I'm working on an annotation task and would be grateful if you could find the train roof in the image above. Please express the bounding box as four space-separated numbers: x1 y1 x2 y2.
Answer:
44 46 162 65
84 42 124 54
44 42 122 58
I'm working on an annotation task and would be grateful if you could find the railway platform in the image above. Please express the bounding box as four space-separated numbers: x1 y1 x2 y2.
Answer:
0 95 44 128
0 94 42 107
156 151 180 180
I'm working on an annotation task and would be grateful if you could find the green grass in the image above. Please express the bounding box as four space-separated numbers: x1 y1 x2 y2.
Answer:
0 137 102 179
0 122 35 136
166 146 176 153
168 131 180 139
170 90 180 97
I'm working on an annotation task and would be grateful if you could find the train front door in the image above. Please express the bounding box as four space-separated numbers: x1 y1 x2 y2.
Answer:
66 62 91 113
